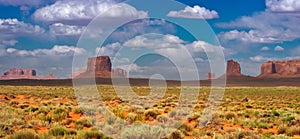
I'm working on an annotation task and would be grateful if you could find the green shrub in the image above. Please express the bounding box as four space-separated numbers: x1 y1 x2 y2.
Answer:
144 109 159 120
75 118 93 129
78 130 111 139
5 129 38 139
48 126 69 136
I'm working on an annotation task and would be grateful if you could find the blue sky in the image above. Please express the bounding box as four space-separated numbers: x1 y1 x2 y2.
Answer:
0 0 299 79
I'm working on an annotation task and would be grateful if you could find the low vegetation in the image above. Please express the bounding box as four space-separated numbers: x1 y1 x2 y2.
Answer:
0 85 299 138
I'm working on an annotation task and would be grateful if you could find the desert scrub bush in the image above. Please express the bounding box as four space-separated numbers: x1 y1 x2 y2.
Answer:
4 129 38 139
144 108 159 120
24 106 39 113
75 118 93 130
157 114 168 123
272 110 280 116
48 125 70 136
225 112 236 120
79 105 97 116
77 130 111 139
168 111 177 118
112 106 126 119
119 124 175 139
278 126 287 134
9 101 19 107
51 108 68 121
126 112 137 123
286 126 300 136
187 113 201 122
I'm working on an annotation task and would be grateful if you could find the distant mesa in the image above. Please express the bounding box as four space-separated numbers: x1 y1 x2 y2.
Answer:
0 68 57 80
75 56 127 78
258 59 300 78
206 72 216 80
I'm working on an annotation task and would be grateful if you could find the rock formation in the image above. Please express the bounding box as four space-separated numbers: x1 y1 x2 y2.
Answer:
75 56 127 78
206 72 216 80
226 60 243 77
217 60 249 79
258 59 300 78
0 68 57 80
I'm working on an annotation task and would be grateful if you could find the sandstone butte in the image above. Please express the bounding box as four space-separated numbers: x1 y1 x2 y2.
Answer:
75 56 127 78
258 59 300 78
0 68 57 80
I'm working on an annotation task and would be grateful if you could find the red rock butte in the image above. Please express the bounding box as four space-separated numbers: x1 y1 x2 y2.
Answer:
258 59 300 78
75 56 127 78
218 60 249 79
0 68 57 80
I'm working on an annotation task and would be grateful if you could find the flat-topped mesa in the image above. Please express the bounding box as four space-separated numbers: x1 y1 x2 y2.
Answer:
0 68 57 80
3 68 36 77
258 59 300 78
76 56 127 78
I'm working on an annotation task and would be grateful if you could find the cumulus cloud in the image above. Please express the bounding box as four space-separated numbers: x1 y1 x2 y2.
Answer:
0 18 45 39
266 0 300 12
218 30 280 44
250 55 300 63
1 40 18 46
249 55 269 62
261 46 270 51
96 42 122 57
6 45 86 56
50 23 86 36
217 11 300 45
274 45 284 51
33 0 147 24
107 19 176 44
167 5 219 19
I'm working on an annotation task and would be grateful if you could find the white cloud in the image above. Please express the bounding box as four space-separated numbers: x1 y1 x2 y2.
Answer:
261 46 270 51
266 0 300 12
108 19 176 43
0 18 45 39
274 45 284 51
249 55 268 62
96 42 122 57
167 5 219 19
218 30 280 44
50 23 86 36
1 40 18 46
217 11 300 44
6 45 86 56
250 55 300 63
33 1 148 24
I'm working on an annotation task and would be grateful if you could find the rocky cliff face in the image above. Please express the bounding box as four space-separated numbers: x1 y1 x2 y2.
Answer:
226 60 244 77
258 59 300 78
87 56 111 72
76 56 127 78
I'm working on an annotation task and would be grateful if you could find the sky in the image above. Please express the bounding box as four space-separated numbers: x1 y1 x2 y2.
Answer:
0 0 299 79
